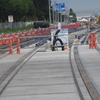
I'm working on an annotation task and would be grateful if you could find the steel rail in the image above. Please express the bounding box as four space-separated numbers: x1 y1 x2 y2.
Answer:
0 47 40 95
69 48 84 100
72 28 100 99
74 47 100 100
0 41 50 95
69 30 100 100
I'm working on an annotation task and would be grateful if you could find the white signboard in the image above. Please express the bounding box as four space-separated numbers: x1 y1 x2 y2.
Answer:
51 29 69 48
8 15 13 22
58 22 61 29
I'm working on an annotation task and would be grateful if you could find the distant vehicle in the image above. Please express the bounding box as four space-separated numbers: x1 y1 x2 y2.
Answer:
34 22 50 28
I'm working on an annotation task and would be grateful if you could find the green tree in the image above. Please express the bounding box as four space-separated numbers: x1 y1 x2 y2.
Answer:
32 0 49 21
0 0 49 22
0 0 11 22
69 8 77 22
9 0 34 22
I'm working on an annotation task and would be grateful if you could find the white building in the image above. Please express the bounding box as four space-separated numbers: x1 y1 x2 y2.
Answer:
77 16 91 21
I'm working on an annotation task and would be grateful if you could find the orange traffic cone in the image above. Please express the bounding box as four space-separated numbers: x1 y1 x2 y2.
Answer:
17 46 20 54
9 46 13 54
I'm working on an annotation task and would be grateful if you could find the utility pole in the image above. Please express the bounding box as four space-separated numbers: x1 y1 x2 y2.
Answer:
48 0 51 24
51 4 55 24
54 1 57 23
58 13 59 22
52 6 54 23
60 14 62 22
65 7 69 23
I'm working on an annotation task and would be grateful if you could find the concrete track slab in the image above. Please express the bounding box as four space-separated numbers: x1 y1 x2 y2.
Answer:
0 93 80 100
0 51 80 100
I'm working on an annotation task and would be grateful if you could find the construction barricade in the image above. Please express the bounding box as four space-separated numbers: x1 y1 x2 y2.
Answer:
0 23 81 54
89 34 97 49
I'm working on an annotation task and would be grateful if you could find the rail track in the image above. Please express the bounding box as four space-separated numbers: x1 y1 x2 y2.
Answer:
0 27 100 99
0 48 36 94
0 42 50 95
70 27 100 100
74 47 100 100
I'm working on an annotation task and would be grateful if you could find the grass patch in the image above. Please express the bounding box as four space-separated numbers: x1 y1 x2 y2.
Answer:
0 24 34 34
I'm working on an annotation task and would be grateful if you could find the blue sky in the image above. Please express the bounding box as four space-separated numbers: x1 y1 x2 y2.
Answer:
51 0 100 16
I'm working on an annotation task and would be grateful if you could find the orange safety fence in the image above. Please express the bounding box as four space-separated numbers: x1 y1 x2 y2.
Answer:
0 23 80 54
